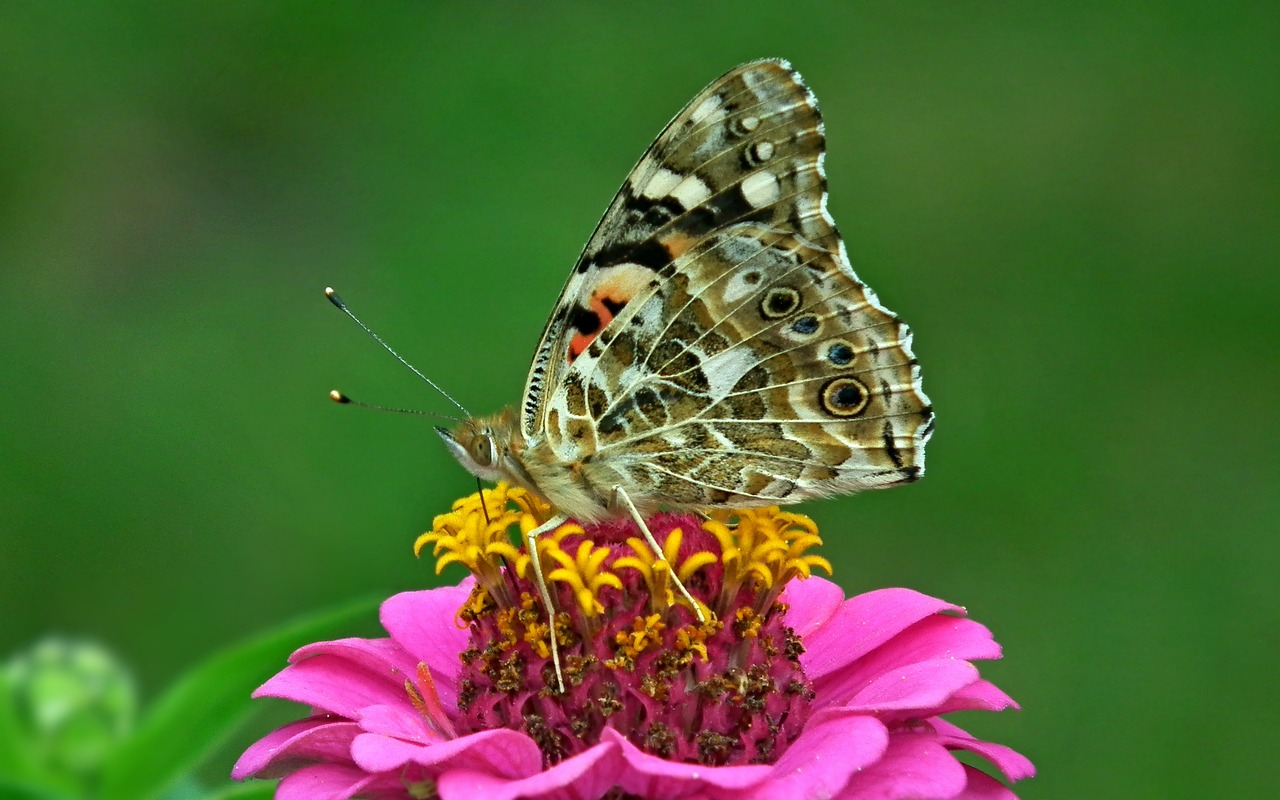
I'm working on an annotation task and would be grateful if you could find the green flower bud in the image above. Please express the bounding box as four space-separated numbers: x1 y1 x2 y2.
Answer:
5 637 136 781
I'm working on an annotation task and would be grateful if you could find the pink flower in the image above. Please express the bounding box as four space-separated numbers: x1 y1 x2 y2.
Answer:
234 490 1033 799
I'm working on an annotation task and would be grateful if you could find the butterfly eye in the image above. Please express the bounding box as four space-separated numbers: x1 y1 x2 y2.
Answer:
470 435 496 467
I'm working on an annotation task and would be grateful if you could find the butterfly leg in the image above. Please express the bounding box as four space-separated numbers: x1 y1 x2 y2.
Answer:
612 486 707 623
525 513 569 692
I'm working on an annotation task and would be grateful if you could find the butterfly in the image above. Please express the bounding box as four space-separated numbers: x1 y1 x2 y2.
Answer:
435 58 933 686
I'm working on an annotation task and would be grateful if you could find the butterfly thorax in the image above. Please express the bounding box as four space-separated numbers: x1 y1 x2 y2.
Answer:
437 407 622 523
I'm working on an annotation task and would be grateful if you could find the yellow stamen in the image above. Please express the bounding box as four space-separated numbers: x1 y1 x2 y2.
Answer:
417 483 567 605
613 528 715 619
612 614 666 662
546 540 625 617
702 508 831 612
418 490 832 701
675 624 711 662
734 606 764 639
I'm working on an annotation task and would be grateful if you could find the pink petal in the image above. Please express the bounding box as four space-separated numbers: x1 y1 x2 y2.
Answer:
931 719 1036 782
840 658 981 712
838 734 967 800
798 588 964 680
232 718 360 779
356 703 439 743
814 615 1001 707
253 651 412 718
380 584 474 709
952 765 1023 800
606 728 772 799
435 740 621 800
742 711 890 800
855 614 1001 671
931 679 1020 715
274 762 396 800
778 575 846 635
352 727 544 778
289 636 419 678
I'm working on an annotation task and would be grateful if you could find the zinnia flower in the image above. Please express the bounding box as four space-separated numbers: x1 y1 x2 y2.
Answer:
234 484 1033 799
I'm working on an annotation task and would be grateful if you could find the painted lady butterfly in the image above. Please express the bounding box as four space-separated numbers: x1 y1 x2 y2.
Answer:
436 58 933 687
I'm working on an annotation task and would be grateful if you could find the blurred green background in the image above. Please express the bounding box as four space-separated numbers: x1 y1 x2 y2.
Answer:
2 2 1276 797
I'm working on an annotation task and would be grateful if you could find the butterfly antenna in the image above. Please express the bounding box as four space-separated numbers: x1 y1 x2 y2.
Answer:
328 390 461 423
325 287 472 418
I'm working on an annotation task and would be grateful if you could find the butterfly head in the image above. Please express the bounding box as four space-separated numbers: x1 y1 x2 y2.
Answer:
435 409 523 484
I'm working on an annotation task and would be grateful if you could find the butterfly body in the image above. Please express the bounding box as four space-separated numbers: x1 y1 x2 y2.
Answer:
440 409 624 523
439 58 933 529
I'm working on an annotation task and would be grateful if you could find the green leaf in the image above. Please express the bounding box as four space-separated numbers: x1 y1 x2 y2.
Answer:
199 781 279 800
0 776 74 800
99 595 382 800
154 774 206 800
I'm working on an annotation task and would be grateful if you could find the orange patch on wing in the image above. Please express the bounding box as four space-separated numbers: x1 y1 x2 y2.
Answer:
659 233 696 259
567 291 628 363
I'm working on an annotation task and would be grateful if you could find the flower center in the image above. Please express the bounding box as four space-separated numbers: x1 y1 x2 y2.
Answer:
417 486 831 767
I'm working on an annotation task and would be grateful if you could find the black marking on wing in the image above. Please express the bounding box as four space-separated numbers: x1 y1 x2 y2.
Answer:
584 175 776 277
568 305 602 337
582 237 674 273
598 385 668 435
882 419 904 468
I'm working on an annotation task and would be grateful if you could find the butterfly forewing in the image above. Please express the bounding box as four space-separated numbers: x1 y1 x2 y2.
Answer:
521 58 932 511
525 60 829 434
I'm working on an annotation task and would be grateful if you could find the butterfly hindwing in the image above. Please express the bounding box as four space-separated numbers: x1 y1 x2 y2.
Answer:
558 223 930 506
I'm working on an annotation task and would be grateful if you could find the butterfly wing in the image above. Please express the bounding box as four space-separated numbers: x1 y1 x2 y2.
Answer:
522 59 829 437
524 59 932 507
